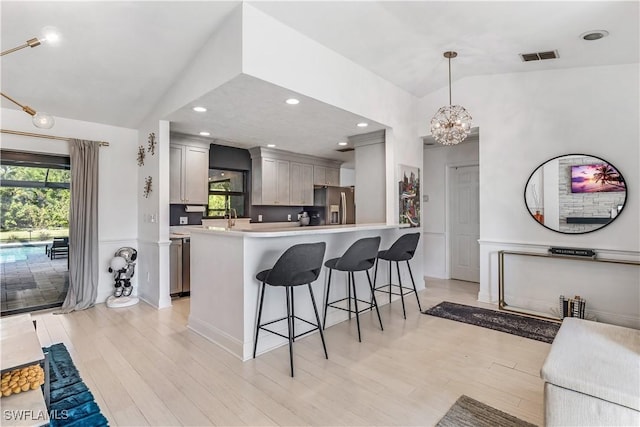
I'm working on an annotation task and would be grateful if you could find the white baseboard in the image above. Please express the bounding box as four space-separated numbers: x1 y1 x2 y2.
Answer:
477 291 493 303
187 316 244 360
137 294 159 309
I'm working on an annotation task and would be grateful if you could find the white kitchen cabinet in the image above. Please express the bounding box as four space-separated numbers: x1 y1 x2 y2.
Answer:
253 157 290 205
313 165 340 186
250 146 341 206
289 162 314 206
170 143 209 204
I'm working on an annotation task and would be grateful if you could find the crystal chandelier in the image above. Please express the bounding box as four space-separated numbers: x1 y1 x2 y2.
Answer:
430 51 472 145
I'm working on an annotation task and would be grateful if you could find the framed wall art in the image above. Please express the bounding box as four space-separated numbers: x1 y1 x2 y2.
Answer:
398 164 420 227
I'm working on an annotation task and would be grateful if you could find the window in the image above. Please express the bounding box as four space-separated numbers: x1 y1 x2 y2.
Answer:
0 151 71 234
207 169 247 218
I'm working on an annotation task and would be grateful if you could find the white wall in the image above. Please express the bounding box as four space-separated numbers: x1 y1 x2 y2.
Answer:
0 108 139 303
355 142 386 224
340 167 355 187
418 64 640 321
135 118 172 309
118 3 426 307
422 139 479 278
241 3 422 227
134 6 244 308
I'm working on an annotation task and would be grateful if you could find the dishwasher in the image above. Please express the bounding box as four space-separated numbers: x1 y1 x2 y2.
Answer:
169 237 190 296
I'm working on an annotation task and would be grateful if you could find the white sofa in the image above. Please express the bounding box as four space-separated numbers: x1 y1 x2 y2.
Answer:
540 317 640 426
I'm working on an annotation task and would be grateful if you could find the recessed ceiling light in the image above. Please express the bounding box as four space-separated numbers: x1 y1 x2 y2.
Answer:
285 98 300 105
580 30 609 41
199 131 210 136
267 144 276 148
338 142 348 146
357 122 368 128
193 106 207 112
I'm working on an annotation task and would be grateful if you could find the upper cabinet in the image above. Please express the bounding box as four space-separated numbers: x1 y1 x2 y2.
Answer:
170 140 209 205
313 165 340 186
257 157 290 205
290 162 314 206
250 147 342 206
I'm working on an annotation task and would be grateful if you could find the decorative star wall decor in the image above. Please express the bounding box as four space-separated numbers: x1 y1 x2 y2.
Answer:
147 132 156 155
144 176 153 198
137 145 145 166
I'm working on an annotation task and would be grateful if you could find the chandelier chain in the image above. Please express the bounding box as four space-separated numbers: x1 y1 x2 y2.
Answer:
448 55 452 106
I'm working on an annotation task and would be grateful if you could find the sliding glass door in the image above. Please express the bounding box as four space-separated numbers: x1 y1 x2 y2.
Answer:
0 150 70 315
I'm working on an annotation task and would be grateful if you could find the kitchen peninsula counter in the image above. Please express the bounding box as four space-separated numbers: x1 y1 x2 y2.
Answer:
189 222 405 237
187 223 422 361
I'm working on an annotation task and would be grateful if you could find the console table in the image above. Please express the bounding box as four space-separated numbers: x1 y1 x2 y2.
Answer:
1 314 50 427
498 250 640 325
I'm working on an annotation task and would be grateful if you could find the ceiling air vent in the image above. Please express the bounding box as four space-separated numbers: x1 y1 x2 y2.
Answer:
520 50 559 62
336 147 354 152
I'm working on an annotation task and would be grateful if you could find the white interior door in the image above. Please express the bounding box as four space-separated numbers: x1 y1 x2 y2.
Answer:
450 165 480 282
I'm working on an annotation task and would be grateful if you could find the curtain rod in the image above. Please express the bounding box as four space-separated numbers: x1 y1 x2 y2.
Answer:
1 129 110 146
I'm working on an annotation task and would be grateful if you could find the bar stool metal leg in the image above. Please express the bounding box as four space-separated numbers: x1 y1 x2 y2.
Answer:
291 286 295 342
366 270 384 331
323 268 333 327
370 260 379 309
407 260 422 311
347 273 352 319
308 284 328 359
396 261 407 319
350 272 362 342
253 282 266 358
285 286 294 377
373 258 379 289
388 260 392 304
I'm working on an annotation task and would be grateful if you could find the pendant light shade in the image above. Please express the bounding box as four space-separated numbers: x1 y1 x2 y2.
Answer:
430 51 472 146
32 112 55 129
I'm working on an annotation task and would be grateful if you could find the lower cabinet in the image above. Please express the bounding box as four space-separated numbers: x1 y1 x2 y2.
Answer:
169 238 182 295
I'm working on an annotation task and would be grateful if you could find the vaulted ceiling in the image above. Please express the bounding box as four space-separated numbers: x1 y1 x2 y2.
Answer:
2 1 638 160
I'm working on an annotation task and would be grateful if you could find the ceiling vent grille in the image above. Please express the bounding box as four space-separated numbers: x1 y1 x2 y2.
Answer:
520 50 559 62
336 147 355 152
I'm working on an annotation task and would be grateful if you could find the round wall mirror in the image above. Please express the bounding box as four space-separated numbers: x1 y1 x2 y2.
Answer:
524 154 627 234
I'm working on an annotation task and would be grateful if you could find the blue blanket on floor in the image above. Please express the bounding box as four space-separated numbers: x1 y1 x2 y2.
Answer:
43 343 108 427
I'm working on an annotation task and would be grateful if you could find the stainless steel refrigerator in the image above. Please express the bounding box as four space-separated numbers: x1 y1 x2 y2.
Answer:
313 186 355 225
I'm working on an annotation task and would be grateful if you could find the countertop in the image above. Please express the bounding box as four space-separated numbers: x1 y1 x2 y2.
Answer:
188 223 410 238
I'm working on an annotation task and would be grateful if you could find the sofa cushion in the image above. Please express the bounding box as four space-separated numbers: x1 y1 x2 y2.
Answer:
541 317 640 411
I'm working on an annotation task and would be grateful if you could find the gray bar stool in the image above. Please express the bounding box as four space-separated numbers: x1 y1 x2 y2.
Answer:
253 242 327 377
372 233 422 319
322 237 383 342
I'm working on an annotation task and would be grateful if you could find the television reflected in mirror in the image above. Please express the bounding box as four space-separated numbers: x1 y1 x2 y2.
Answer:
524 154 627 234
571 163 626 194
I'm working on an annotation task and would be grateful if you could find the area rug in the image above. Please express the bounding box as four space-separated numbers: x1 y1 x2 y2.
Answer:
43 343 108 427
423 301 560 343
436 395 537 427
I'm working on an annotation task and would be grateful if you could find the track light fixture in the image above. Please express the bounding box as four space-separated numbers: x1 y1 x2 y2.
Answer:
1 33 58 129
1 92 55 129
0 37 43 56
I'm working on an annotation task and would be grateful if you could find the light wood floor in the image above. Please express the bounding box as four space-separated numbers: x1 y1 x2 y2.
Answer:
30 278 549 426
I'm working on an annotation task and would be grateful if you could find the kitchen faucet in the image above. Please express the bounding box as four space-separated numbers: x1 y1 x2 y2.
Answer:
227 208 237 228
